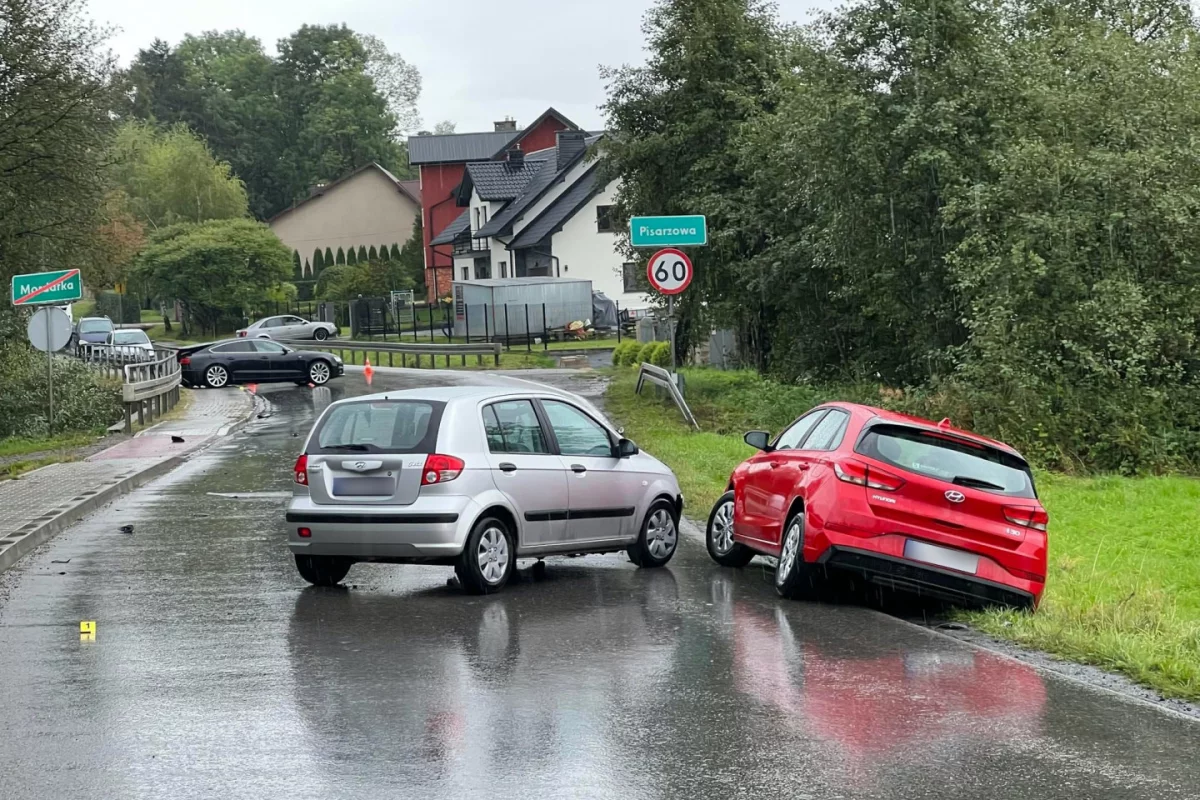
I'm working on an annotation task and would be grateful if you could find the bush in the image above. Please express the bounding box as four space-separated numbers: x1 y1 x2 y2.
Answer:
648 341 671 368
634 343 658 366
611 341 640 367
94 291 141 324
0 312 121 438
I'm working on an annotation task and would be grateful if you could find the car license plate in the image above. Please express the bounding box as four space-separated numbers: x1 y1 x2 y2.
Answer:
904 539 979 575
331 477 394 497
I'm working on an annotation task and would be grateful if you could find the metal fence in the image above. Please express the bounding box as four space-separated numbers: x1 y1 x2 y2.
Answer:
342 298 635 350
275 336 503 370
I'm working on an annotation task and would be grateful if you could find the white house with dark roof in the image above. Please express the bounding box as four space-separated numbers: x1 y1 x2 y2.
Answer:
430 130 650 311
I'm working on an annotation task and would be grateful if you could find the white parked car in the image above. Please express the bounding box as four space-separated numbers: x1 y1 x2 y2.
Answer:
99 329 156 361
237 315 338 341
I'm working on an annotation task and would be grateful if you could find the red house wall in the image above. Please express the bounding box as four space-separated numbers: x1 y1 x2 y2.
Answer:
517 117 571 155
420 162 467 299
418 115 574 299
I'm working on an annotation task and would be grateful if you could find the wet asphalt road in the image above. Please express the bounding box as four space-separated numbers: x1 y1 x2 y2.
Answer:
1 370 1199 800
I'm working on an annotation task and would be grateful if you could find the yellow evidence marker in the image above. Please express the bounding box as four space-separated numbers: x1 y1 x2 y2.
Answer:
80 621 96 641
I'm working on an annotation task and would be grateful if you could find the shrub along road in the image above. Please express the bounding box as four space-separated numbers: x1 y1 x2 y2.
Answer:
605 369 1200 705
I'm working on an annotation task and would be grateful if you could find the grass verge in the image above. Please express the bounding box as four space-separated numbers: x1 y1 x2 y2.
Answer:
3 455 79 481
605 368 1200 703
0 431 99 458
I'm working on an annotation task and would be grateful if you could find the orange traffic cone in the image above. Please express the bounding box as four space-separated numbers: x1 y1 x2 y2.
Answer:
364 357 374 386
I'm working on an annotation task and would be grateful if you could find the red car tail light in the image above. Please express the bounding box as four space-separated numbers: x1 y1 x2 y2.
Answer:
294 454 308 486
834 459 905 491
422 454 464 485
237 330 248 337
297 527 312 539
179 357 191 365
1004 506 1049 532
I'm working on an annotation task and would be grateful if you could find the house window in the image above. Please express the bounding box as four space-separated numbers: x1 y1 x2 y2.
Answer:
461 267 470 281
481 206 488 226
474 257 491 280
596 205 614 233
474 208 480 232
499 261 508 279
623 262 649 293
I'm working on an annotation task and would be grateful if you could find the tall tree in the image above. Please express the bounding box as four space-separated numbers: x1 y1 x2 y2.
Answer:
116 24 418 219
133 218 292 334
601 0 793 363
0 0 116 285
109 121 249 230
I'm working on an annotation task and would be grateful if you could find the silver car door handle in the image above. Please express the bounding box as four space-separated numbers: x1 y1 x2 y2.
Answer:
570 464 587 474
499 463 517 473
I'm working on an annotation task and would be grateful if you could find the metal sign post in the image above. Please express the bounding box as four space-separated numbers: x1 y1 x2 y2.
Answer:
646 249 694 377
26 307 73 433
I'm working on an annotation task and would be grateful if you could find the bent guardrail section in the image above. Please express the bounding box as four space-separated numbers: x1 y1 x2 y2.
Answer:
636 363 699 430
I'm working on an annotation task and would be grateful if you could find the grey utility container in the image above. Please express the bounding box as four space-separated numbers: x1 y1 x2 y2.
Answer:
451 277 593 340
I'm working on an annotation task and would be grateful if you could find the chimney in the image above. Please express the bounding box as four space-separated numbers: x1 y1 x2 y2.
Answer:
494 118 518 132
507 145 524 167
556 130 587 166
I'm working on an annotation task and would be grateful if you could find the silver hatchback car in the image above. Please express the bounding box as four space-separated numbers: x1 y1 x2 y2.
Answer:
286 386 684 593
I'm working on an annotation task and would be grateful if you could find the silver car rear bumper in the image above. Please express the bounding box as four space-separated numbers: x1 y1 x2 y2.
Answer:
285 495 481 559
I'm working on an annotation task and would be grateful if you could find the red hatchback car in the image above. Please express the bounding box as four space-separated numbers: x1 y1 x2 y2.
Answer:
705 403 1048 609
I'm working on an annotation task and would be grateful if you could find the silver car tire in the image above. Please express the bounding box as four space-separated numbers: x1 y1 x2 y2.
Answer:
308 360 332 386
455 517 515 595
205 365 229 388
627 499 678 568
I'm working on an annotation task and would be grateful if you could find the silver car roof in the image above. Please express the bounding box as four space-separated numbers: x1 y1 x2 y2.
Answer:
328 385 615 430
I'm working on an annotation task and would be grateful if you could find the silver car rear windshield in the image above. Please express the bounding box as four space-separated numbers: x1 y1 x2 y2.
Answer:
856 424 1036 499
310 400 444 455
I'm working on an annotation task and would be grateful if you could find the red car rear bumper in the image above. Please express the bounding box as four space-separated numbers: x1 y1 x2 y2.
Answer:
809 511 1044 610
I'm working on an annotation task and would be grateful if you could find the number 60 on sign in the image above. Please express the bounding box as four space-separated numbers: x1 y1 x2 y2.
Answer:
646 248 693 296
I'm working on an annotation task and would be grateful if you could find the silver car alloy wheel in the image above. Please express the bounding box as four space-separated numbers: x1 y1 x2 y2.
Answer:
711 500 735 554
477 527 509 584
777 520 801 586
206 365 228 388
314 328 328 341
647 509 678 560
309 361 330 384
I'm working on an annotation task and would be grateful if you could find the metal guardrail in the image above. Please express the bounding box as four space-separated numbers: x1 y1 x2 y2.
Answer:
76 344 156 380
273 335 503 369
636 363 699 430
118 349 182 434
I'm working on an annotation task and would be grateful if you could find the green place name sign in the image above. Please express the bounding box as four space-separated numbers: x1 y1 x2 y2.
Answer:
630 215 708 248
11 269 83 306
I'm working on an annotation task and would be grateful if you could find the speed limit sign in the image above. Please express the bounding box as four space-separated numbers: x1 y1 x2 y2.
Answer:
646 248 693 295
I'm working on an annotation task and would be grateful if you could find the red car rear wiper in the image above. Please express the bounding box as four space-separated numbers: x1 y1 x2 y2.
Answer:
951 475 1006 492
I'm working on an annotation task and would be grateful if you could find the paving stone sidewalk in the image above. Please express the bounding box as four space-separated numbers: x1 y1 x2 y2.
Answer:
0 387 255 571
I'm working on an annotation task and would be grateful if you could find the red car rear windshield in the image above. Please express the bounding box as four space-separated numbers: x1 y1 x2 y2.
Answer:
856 424 1036 499
311 400 444 455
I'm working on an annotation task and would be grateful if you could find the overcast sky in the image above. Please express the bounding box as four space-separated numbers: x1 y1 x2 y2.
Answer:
86 0 839 134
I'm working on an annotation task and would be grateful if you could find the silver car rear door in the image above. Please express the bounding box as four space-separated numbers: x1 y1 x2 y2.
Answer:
481 399 569 550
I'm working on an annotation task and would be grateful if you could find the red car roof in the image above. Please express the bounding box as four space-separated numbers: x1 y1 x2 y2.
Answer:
819 402 1022 457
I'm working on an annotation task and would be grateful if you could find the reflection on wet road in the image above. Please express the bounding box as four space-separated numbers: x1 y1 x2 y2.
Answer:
1 372 1198 799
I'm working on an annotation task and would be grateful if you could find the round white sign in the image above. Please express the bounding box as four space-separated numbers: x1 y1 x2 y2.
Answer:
646 248 694 295
27 306 73 352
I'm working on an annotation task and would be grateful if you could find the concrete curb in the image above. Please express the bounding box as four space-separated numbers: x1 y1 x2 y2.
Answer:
0 389 259 575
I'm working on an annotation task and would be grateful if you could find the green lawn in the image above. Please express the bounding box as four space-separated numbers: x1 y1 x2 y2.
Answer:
0 431 101 458
606 368 1200 703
